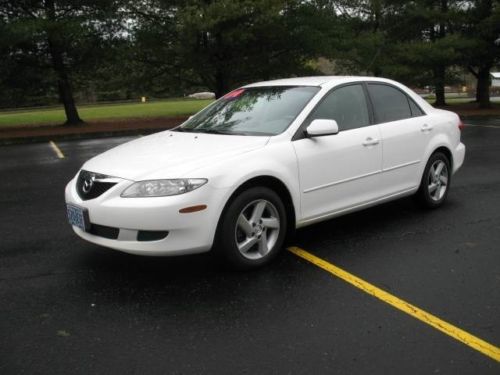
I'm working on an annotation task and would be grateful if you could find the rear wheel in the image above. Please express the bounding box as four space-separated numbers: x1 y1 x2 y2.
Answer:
416 152 451 208
214 187 287 269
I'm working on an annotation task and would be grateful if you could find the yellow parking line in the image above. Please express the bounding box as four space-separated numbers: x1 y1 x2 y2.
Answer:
49 141 65 159
287 246 500 362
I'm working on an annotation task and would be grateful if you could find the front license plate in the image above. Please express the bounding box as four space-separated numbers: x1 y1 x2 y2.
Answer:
67 204 90 231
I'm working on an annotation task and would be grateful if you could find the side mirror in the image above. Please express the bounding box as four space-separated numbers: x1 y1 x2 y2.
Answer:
305 119 339 137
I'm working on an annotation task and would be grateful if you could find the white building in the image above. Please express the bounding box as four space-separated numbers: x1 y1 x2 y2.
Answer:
492 72 500 87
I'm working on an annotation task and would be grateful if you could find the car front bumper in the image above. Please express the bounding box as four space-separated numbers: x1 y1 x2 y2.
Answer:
64 175 228 256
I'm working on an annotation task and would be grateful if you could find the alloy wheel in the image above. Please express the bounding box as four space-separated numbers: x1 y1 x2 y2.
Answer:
234 199 280 260
427 160 449 201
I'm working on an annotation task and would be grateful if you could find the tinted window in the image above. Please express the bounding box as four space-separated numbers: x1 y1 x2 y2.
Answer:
309 84 370 131
368 84 412 123
408 98 425 117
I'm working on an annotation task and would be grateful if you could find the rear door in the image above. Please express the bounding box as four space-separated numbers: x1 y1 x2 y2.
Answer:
293 84 383 222
366 83 429 194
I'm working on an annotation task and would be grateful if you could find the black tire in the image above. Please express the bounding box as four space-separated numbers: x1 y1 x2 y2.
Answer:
416 152 451 208
213 186 287 269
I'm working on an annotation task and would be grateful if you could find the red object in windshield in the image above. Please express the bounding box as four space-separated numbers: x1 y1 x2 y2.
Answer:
223 89 245 99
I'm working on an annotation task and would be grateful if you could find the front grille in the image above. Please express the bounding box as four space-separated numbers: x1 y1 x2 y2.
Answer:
77 170 117 200
89 223 119 239
87 225 168 241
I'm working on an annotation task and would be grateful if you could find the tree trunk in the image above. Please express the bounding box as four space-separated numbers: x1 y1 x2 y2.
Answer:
432 0 448 107
45 0 83 125
433 66 446 106
55 67 83 124
50 44 83 125
214 68 229 99
476 67 491 109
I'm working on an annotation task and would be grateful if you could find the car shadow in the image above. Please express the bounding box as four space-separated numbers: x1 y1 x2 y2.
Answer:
74 195 461 308
294 195 462 257
76 237 306 306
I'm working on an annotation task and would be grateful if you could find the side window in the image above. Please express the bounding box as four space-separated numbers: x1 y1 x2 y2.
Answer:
309 84 370 131
408 97 425 117
368 84 412 123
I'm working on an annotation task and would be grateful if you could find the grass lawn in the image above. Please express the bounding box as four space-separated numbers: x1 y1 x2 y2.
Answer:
0 99 213 128
429 100 500 116
427 98 499 104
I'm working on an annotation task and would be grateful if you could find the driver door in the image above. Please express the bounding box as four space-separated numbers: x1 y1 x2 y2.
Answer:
292 84 383 222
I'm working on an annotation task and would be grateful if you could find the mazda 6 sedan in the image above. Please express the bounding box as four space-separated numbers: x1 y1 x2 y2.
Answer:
65 76 465 268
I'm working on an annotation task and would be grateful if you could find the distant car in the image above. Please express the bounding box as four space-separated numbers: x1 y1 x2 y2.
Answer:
65 76 465 268
188 92 216 99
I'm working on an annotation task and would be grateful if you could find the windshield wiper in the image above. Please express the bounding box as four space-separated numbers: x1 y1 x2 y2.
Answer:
174 127 252 135
194 128 248 135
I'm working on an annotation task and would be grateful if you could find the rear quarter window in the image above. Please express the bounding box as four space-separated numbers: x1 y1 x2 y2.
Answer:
408 97 425 117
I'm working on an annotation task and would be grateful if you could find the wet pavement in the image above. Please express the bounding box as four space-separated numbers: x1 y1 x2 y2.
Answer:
0 125 499 374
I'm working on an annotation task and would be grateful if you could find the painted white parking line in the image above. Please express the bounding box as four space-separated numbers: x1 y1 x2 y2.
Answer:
49 141 65 159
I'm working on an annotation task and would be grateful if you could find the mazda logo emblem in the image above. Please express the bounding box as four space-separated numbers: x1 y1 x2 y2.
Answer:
82 177 94 194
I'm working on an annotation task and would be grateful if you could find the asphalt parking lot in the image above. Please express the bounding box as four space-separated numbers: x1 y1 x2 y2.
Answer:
1 121 499 374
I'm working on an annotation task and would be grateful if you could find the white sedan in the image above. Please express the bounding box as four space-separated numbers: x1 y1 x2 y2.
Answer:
65 76 465 268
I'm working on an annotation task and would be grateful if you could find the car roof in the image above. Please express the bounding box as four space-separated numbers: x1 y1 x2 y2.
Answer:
243 76 390 88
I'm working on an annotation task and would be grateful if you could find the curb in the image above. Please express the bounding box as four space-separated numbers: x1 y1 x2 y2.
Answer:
0 127 173 146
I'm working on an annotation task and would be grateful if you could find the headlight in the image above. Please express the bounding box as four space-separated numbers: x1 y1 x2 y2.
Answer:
121 178 208 197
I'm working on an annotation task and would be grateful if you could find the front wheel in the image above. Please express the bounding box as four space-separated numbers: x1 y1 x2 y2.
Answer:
214 187 287 269
416 152 451 208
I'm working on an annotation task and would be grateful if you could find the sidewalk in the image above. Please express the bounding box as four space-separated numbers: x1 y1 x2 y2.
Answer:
0 116 187 145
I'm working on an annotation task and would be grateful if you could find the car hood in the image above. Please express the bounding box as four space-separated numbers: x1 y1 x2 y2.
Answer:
82 130 270 181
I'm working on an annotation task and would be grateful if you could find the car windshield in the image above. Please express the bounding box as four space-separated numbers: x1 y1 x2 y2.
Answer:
176 86 320 136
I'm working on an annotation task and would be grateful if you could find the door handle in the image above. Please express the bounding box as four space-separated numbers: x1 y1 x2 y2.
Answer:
362 137 380 147
421 124 433 132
